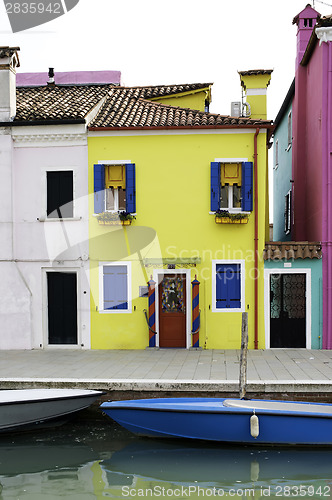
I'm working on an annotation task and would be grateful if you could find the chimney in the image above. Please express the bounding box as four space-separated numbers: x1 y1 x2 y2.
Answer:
293 4 320 69
47 67 55 85
0 46 20 122
238 70 273 120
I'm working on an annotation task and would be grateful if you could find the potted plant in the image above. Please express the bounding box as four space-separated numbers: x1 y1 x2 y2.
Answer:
96 211 135 225
215 210 249 224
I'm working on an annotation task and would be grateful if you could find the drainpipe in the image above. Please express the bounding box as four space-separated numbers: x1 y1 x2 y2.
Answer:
254 128 260 349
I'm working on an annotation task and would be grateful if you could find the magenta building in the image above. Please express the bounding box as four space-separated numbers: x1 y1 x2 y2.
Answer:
291 5 332 348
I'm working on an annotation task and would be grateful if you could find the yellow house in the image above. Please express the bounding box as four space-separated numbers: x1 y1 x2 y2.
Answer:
88 74 273 350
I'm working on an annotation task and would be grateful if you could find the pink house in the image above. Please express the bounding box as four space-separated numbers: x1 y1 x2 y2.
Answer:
291 5 332 347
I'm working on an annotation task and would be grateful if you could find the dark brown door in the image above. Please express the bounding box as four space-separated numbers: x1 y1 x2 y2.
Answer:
159 274 186 348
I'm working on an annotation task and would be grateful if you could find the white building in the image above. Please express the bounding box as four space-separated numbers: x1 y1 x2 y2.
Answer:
0 46 110 349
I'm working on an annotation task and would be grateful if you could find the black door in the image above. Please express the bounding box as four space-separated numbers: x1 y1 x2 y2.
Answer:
47 272 77 345
270 273 306 348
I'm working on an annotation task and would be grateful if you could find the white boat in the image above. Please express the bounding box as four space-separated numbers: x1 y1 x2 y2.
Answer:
0 388 104 432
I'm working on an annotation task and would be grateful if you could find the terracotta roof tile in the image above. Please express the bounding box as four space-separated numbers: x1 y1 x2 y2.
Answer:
263 242 322 260
318 14 332 26
88 87 272 128
13 81 272 129
15 84 109 121
238 69 273 76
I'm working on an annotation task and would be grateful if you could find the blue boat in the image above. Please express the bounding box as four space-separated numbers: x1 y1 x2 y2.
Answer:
100 397 332 445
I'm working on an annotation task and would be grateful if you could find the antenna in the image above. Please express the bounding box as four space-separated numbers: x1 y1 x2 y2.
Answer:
314 0 332 7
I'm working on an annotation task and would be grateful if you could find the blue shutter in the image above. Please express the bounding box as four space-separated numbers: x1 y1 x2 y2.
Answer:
226 264 241 308
216 263 241 309
211 162 221 212
216 264 227 309
94 164 105 214
103 265 128 310
125 163 136 213
242 162 253 212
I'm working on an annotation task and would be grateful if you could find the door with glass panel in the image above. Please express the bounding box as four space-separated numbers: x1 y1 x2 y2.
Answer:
158 274 186 348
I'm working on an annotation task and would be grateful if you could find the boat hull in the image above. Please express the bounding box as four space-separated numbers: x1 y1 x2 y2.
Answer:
101 397 332 445
0 389 104 432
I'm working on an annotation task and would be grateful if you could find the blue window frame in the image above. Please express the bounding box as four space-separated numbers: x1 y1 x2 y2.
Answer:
100 263 131 312
213 261 244 311
210 161 253 212
94 163 136 214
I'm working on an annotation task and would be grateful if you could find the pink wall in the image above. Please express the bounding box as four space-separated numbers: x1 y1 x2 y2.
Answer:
16 70 121 86
304 42 323 241
321 41 332 348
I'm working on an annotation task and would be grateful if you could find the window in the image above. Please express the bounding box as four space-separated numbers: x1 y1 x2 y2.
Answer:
284 189 292 235
211 161 253 212
212 260 245 312
274 139 279 169
99 263 131 313
287 111 292 148
94 163 136 214
47 171 73 218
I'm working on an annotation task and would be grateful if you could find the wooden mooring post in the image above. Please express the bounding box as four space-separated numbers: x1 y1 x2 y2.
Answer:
239 312 248 399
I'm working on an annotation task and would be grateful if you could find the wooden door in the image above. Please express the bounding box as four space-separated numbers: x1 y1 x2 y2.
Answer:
158 274 186 348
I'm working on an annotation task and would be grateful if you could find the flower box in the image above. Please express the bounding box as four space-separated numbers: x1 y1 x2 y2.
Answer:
96 211 135 226
215 211 249 224
98 219 132 226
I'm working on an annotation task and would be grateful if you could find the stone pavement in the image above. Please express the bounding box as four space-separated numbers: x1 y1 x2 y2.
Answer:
1 348 332 397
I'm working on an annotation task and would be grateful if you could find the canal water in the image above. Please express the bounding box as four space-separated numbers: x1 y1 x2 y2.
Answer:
0 411 332 499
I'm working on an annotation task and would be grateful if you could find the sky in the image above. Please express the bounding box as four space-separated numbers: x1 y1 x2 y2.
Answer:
1 0 332 121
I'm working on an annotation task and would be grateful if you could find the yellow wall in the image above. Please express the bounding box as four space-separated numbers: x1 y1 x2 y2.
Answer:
240 74 272 120
88 130 268 350
151 88 210 112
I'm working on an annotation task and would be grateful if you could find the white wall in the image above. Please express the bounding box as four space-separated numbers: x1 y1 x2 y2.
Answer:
0 124 91 349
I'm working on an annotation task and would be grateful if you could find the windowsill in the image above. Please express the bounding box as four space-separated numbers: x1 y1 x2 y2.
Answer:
93 213 137 217
38 216 82 222
209 211 250 215
212 307 245 313
99 309 132 314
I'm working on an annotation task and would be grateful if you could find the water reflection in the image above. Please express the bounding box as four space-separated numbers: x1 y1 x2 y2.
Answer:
0 414 331 498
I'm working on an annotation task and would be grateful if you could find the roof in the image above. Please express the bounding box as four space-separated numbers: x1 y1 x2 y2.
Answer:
15 85 110 122
318 14 332 26
12 82 273 129
300 12 332 66
88 87 270 129
125 83 212 99
238 69 273 76
292 4 320 25
264 242 322 260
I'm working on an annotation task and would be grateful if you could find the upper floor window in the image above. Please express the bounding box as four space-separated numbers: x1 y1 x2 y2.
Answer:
284 189 292 235
210 161 253 213
274 139 279 169
47 170 73 218
105 165 126 211
94 163 136 214
287 111 292 149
